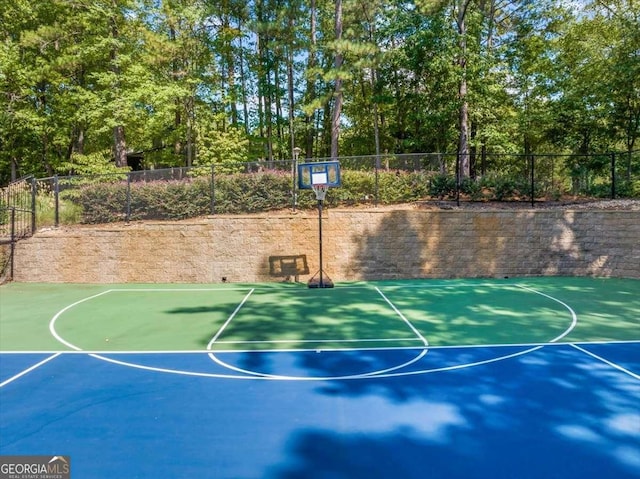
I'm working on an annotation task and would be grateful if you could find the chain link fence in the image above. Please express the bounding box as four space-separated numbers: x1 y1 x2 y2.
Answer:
2 151 638 231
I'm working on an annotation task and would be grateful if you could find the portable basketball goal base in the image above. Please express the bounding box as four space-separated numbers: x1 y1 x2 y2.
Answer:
297 161 341 288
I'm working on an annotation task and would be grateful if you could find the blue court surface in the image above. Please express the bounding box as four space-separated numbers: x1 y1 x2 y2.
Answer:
1 279 639 478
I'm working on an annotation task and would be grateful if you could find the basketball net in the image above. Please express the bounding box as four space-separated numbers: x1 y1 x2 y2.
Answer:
311 184 328 201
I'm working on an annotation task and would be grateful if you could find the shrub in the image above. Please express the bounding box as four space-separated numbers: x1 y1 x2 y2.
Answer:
213 171 293 213
459 178 485 201
78 182 128 223
336 170 376 204
428 174 457 199
378 171 430 204
128 179 211 220
36 193 83 226
483 176 530 201
46 164 631 225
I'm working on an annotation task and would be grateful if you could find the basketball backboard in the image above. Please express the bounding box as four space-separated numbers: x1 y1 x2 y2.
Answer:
297 161 341 189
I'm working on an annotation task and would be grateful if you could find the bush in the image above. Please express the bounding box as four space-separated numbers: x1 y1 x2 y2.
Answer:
378 171 430 204
428 174 457 199
78 182 128 223
129 179 211 220
611 180 639 198
459 178 485 201
48 163 633 225
213 171 293 213
36 193 83 226
336 170 376 204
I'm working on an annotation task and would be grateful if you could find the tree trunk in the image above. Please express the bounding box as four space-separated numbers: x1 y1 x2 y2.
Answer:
11 157 18 182
331 0 343 160
287 18 296 158
362 4 380 158
275 65 283 158
113 125 128 168
458 74 471 178
265 69 274 162
256 1 272 162
305 0 318 159
456 0 472 178
239 17 250 135
110 0 127 168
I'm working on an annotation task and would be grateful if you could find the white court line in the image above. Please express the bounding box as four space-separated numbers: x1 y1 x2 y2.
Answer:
204 289 264 377
206 288 255 349
50 290 114 351
516 284 578 342
36 281 606 381
0 353 61 388
108 287 251 292
213 337 423 345
3 340 639 356
375 287 429 347
83 346 546 381
205 286 432 380
570 343 640 380
316 282 526 291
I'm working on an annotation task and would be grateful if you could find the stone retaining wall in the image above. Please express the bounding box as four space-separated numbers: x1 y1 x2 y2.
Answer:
13 209 639 283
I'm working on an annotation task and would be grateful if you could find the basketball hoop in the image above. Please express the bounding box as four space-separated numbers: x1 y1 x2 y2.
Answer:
296 160 341 289
311 184 329 202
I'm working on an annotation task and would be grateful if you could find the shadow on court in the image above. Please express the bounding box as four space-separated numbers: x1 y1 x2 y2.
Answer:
264 345 640 479
1 344 638 479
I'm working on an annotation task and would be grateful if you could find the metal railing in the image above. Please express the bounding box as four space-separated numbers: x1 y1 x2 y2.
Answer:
1 176 36 281
1 175 36 240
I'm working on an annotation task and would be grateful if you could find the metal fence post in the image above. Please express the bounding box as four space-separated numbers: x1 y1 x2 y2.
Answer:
455 153 461 207
374 155 380 207
126 172 131 222
30 176 37 234
54 175 60 227
292 147 301 211
210 164 215 215
9 207 15 280
530 154 535 207
610 152 616 199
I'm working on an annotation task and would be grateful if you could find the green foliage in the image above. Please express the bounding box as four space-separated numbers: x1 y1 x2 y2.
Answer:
492 177 525 201
77 182 129 224
128 181 207 221
22 160 639 226
378 171 431 204
428 174 457 199
57 152 128 177
335 170 376 204
474 174 531 201
213 171 293 214
77 179 212 223
2 0 640 186
194 113 251 172
35 193 83 227
459 177 485 201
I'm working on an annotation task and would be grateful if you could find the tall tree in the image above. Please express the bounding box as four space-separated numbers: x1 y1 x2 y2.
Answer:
454 0 473 176
331 0 344 159
303 0 319 158
109 0 128 168
2 0 638 184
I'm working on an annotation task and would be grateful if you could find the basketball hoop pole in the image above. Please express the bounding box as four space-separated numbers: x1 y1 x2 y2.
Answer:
309 184 332 288
297 161 339 289
317 196 325 288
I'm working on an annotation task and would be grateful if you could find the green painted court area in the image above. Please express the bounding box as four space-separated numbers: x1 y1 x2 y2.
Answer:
1 277 638 352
